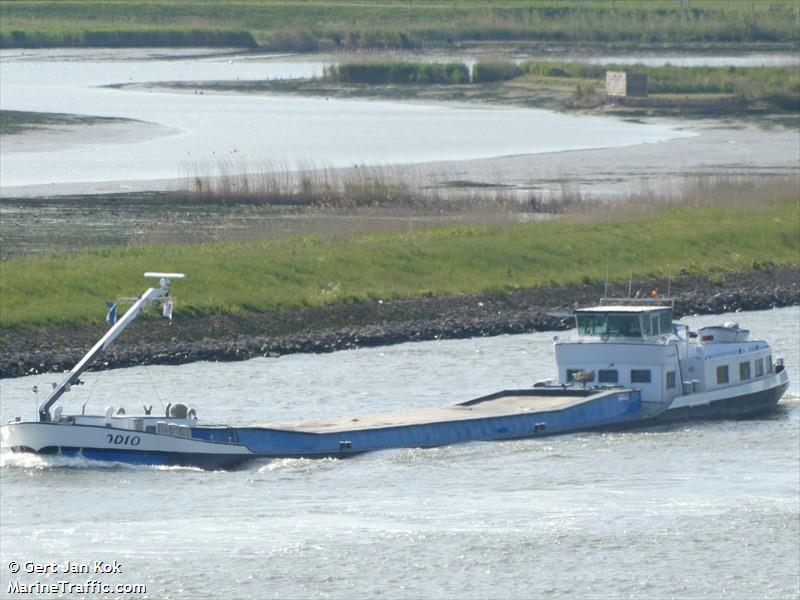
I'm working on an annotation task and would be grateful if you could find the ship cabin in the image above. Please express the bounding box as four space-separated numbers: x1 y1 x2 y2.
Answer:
554 301 778 407
555 303 680 405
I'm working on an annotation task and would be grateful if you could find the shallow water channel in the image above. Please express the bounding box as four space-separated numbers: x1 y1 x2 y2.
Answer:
0 49 696 191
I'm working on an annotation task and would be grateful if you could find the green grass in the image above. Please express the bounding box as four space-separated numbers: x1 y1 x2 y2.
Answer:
1 199 797 329
520 61 800 99
1 1 798 49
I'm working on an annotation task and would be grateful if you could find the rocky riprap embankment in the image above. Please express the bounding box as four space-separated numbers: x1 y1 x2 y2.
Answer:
1 267 797 379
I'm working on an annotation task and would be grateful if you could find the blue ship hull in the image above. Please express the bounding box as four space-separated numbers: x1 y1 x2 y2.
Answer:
9 379 789 470
7 388 643 469
191 388 644 466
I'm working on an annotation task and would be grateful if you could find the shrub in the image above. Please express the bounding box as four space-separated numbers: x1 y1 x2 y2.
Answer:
325 62 468 85
471 61 524 83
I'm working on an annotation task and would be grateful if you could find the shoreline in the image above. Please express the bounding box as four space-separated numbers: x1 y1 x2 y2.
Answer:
2 266 797 379
3 119 797 202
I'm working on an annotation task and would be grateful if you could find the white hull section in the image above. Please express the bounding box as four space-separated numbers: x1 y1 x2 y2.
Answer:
667 370 789 410
1 422 253 458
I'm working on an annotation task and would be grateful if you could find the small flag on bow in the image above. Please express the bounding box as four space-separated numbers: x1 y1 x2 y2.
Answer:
105 302 117 324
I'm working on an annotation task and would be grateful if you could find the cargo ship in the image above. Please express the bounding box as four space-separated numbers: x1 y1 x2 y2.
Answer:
1 273 789 469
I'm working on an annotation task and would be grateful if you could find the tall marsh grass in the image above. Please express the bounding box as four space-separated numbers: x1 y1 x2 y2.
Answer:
324 62 469 85
471 62 525 83
175 160 587 215
179 162 800 220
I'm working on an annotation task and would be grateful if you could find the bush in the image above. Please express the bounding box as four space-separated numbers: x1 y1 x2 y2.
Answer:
471 61 524 83
325 62 468 85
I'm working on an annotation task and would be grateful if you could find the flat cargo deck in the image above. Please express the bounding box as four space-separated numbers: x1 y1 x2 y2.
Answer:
253 388 631 433
193 388 645 458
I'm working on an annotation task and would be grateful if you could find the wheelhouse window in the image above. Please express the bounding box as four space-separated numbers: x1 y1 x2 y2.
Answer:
717 365 729 384
739 361 751 380
631 369 651 384
577 313 642 338
767 355 773 373
659 311 672 335
598 369 619 384
646 310 673 336
754 358 764 378
576 308 672 338
666 371 677 389
641 316 651 336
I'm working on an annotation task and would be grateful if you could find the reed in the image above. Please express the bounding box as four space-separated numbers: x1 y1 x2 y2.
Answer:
176 163 800 220
324 62 469 85
471 62 525 84
175 160 591 214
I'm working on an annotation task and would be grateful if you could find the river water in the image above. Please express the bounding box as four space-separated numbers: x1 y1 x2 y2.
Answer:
1 306 798 599
0 49 696 191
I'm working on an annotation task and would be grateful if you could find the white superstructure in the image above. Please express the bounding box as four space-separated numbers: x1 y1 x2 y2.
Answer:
554 298 788 417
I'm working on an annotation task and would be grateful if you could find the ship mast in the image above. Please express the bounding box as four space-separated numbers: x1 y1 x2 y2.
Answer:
38 272 185 422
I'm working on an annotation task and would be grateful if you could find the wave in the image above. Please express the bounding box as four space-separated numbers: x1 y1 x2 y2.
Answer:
0 449 203 472
254 456 340 474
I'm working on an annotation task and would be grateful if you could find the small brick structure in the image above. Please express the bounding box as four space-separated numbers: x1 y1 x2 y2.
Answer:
605 71 648 97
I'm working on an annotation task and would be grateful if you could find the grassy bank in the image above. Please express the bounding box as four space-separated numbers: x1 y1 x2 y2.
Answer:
1 198 797 329
165 59 799 121
519 61 800 108
521 62 799 95
318 59 800 111
1 1 798 50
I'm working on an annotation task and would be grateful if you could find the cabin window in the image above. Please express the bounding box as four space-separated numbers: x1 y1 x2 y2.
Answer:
598 369 618 384
754 358 764 378
666 371 676 389
577 314 642 338
659 311 672 335
631 369 651 384
739 361 751 380
767 355 773 373
567 369 594 383
716 365 729 385
642 317 652 336
645 310 673 336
